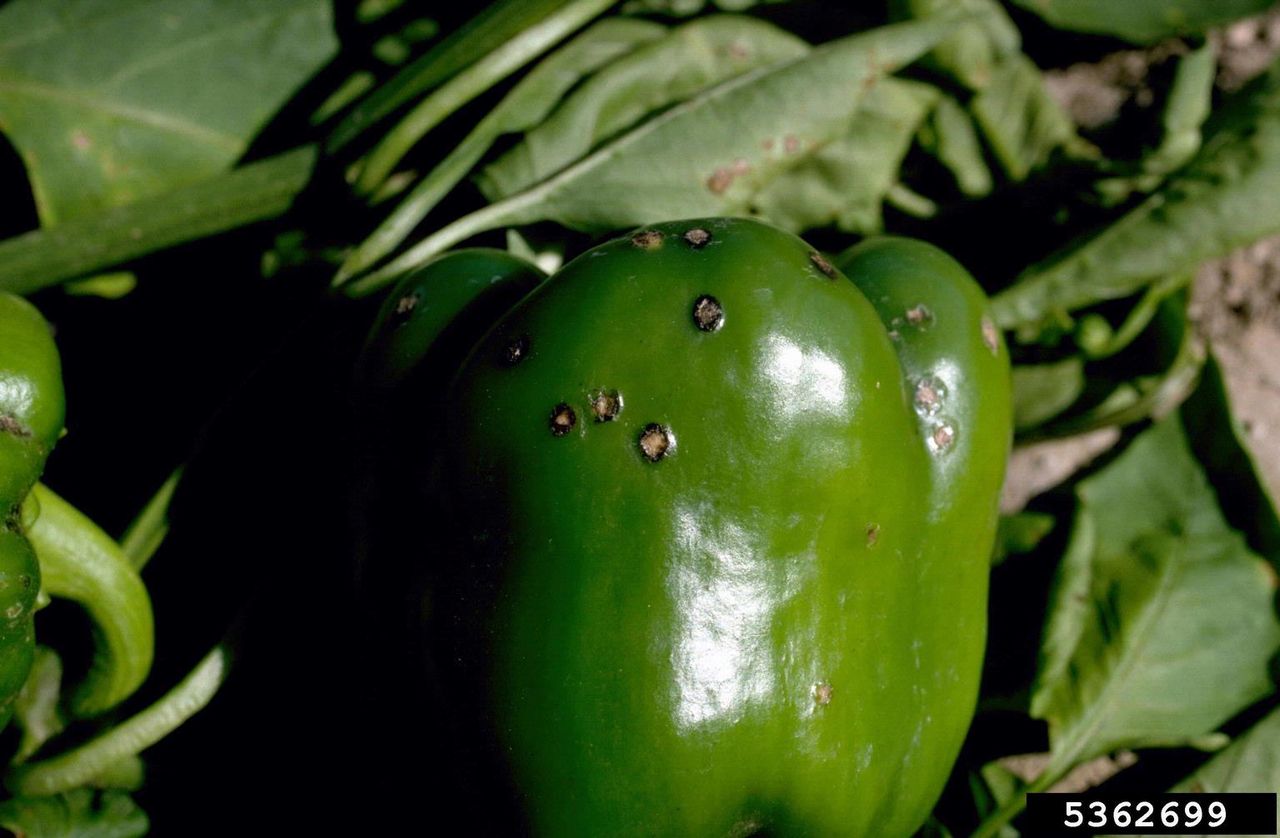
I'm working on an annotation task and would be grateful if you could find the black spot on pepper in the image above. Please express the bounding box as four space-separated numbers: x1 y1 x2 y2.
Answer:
549 403 576 437
683 228 712 248
639 424 674 462
631 230 664 250
809 251 836 278
500 335 530 367
692 295 724 332
0 415 29 438
590 390 623 422
393 291 421 319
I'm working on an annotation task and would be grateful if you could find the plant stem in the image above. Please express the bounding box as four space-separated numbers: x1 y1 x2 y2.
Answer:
0 147 315 296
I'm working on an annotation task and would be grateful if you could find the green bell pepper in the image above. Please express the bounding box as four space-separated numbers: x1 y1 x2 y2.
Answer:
0 293 64 728
379 218 1010 836
0 292 154 730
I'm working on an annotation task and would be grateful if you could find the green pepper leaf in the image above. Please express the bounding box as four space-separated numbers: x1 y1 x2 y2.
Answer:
970 53 1079 181
1181 353 1280 562
0 0 335 226
750 77 939 233
1173 705 1280 797
342 15 964 295
336 17 671 281
897 0 1080 180
993 58 1280 333
1031 415 1280 780
891 0 1021 90
1007 0 1273 45
976 395 1280 836
328 0 577 152
0 789 147 838
478 16 808 200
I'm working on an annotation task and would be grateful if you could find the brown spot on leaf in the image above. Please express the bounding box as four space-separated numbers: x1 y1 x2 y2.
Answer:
692 295 724 332
814 683 834 706
865 524 880 547
784 134 801 154
639 424 674 462
549 403 576 437
707 167 734 194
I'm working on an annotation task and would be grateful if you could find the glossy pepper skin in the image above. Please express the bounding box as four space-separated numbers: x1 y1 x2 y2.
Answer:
0 293 64 728
421 218 1010 836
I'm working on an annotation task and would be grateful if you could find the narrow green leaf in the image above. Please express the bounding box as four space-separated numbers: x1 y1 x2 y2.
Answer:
343 15 964 295
919 94 993 197
337 18 667 281
0 0 335 225
0 146 316 295
1148 42 1216 171
1008 0 1273 45
329 0 573 151
1031 415 1280 775
993 57 1280 332
1096 43 1216 204
478 16 808 200
353 0 616 194
119 468 183 572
